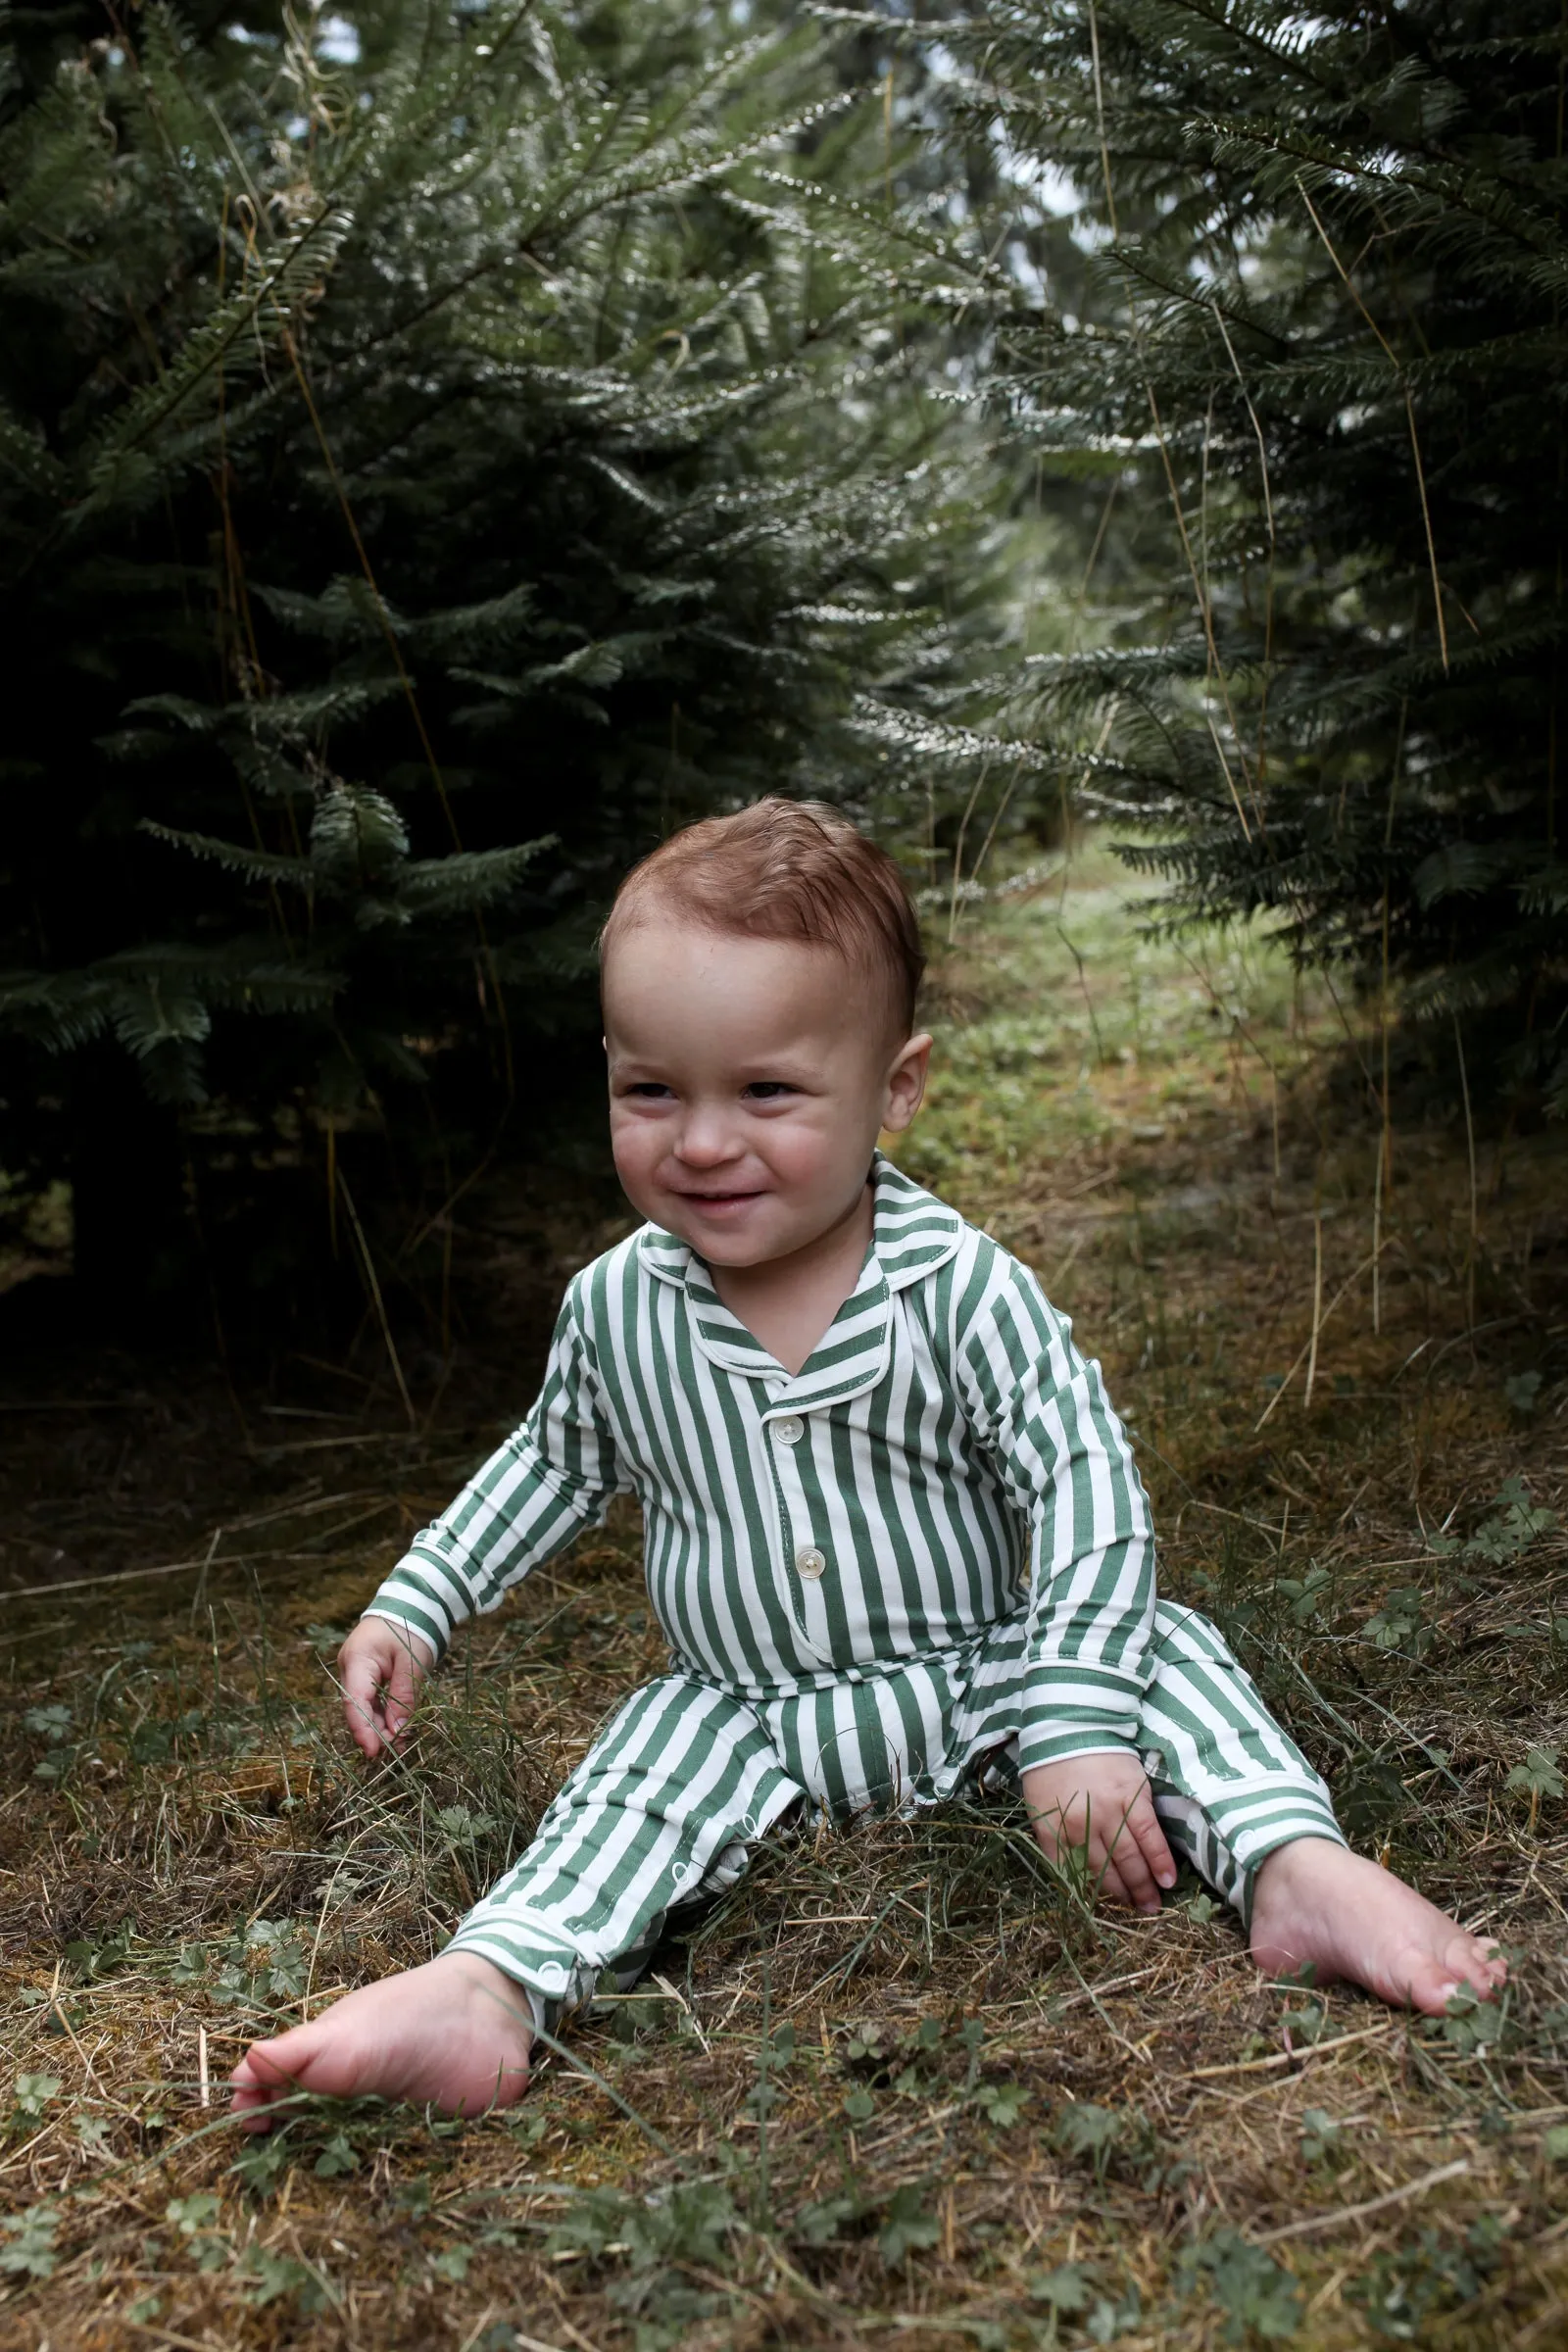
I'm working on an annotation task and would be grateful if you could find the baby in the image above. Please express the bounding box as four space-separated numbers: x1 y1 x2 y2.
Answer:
233 800 1503 2126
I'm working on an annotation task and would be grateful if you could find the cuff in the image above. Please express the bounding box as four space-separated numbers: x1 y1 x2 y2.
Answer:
362 1547 476 1663
444 1919 598 2022
1015 1664 1148 1776
1015 1727 1143 1776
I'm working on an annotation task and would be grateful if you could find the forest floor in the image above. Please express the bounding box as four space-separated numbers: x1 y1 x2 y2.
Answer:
2 842 1566 2352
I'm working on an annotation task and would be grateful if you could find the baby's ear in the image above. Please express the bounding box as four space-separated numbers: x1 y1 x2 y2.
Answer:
883 1031 933 1130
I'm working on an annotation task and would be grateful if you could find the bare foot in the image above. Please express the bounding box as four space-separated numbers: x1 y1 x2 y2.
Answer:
1250 1838 1506 2017
229 1951 532 2132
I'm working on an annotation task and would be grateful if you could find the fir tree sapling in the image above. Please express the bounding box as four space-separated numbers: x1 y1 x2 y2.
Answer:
954 0 1568 1104
0 0 999 1320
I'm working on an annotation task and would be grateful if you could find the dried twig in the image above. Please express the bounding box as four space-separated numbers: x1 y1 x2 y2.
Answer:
1255 2157 1471 2245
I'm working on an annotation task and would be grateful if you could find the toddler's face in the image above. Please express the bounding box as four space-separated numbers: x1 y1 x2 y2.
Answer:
603 916 927 1267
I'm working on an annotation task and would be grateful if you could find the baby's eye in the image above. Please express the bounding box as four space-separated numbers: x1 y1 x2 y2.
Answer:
743 1081 796 1101
624 1082 674 1100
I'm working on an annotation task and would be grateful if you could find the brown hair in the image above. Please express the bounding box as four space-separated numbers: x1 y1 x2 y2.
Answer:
601 798 925 1035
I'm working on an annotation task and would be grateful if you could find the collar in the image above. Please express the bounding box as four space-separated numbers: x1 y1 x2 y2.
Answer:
635 1151 963 1407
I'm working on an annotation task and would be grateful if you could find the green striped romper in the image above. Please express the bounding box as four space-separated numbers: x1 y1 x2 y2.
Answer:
366 1154 1343 2017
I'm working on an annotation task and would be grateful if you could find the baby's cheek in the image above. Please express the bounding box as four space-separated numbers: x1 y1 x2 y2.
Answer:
609 1123 661 1206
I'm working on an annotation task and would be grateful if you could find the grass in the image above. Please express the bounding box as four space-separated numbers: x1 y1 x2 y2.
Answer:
2 840 1566 2351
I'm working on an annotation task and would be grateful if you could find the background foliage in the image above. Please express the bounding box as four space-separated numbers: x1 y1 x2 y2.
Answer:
953 0 1568 1106
7 0 1568 1339
0 0 1000 1320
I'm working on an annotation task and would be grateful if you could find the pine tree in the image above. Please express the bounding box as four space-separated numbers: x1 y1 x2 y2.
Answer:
954 0 1568 1104
0 0 996 1317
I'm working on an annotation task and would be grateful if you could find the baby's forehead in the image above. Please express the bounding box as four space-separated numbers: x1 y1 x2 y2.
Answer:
606 908 864 984
602 914 897 1042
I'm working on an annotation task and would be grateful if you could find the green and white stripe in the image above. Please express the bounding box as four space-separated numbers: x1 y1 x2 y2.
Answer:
365 1152 1343 2005
437 1605 1340 2012
369 1152 1156 1762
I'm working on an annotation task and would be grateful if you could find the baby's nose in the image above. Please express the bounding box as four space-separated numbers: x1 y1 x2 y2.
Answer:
673 1111 740 1164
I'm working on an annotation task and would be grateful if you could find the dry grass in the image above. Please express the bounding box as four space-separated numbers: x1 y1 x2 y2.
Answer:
2 846 1566 2351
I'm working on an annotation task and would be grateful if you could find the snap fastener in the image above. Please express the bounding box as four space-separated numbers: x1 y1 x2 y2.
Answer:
772 1414 805 1446
795 1544 827 1581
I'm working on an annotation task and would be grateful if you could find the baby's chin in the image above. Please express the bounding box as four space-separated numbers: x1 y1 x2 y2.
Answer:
667 1215 786 1266
654 1194 806 1265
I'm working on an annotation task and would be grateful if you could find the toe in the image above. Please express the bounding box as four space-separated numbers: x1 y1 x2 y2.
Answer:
1448 1935 1507 1998
1394 1940 1501 2017
1396 1958 1463 2016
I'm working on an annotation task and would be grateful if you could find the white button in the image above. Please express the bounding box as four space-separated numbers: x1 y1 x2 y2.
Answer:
772 1415 805 1446
795 1544 827 1581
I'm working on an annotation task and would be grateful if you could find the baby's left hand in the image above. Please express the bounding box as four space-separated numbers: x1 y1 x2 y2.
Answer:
1021 1751 1177 1915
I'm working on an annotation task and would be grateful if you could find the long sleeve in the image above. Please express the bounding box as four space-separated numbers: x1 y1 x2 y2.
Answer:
363 1275 624 1662
956 1250 1155 1771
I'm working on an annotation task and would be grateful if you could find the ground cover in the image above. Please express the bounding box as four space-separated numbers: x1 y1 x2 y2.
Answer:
2 844 1565 2350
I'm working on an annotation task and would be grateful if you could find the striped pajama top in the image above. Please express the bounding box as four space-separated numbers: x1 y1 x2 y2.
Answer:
366 1152 1157 1771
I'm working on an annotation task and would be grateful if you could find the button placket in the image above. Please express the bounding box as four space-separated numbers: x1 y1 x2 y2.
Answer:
761 1403 830 1645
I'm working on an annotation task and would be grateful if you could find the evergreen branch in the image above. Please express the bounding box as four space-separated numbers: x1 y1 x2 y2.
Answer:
138 821 315 889
71 207 354 485
398 838 558 913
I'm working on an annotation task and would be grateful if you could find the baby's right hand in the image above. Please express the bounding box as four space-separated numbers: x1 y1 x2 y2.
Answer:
337 1617 435 1758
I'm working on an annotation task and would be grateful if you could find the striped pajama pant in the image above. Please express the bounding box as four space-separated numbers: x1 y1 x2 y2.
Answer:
446 1602 1345 2017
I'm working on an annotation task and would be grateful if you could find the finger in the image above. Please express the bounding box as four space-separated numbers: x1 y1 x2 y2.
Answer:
1091 1854 1135 1909
1051 1814 1095 1876
1093 1805 1160 1909
1099 1829 1160 1913
340 1679 382 1757
382 1642 423 1742
1026 1795 1074 1865
229 2091 276 2135
340 1649 390 1756
229 2043 295 2132
1125 1791 1178 1891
